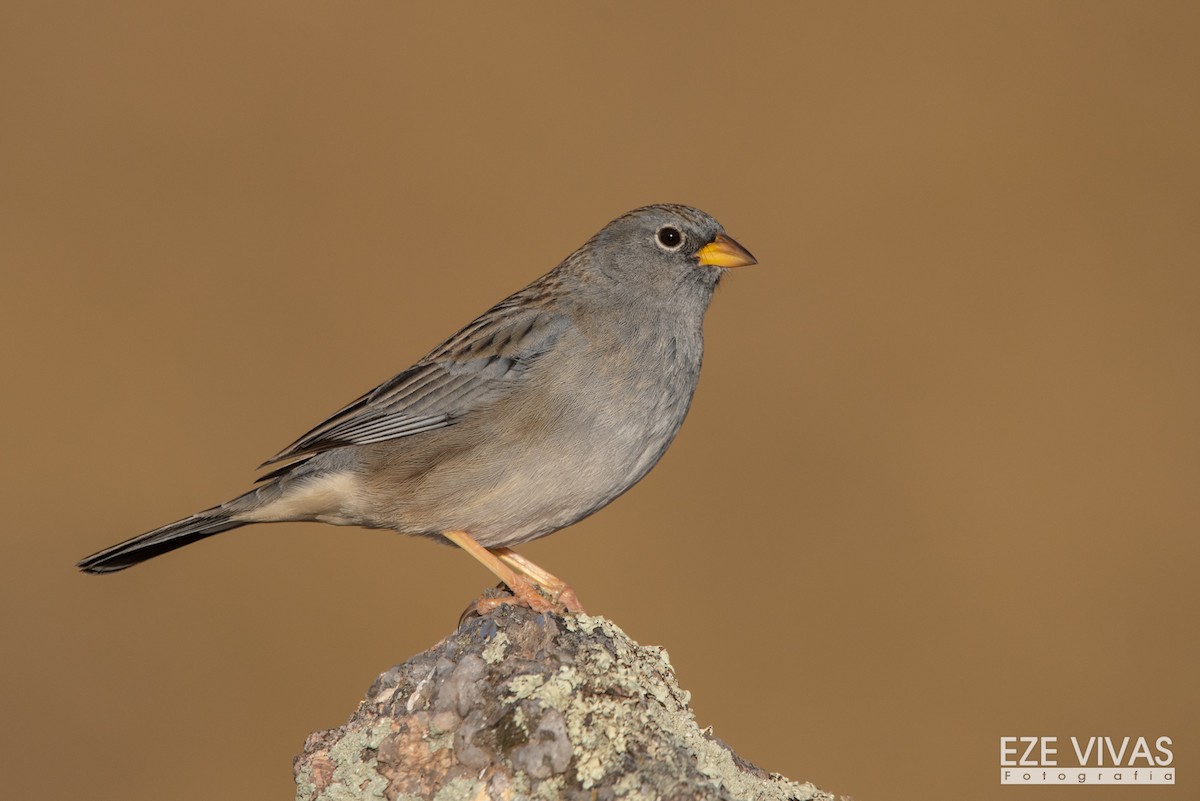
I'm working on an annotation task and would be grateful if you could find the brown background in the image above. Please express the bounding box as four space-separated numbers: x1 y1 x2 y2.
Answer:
1 3 1196 800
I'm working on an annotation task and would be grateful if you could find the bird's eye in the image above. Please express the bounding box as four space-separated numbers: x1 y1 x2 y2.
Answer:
656 226 684 250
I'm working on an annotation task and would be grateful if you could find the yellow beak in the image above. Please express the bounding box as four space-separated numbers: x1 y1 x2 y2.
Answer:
696 233 757 268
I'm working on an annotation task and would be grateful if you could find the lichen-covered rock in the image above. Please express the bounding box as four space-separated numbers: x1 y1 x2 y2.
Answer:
294 604 830 801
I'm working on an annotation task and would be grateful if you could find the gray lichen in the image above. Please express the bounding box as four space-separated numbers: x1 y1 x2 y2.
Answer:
295 605 830 801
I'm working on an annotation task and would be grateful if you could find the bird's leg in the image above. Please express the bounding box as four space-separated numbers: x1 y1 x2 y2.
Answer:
492 548 585 613
442 531 575 614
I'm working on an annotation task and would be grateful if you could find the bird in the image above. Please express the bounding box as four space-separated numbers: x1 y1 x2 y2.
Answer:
77 204 757 612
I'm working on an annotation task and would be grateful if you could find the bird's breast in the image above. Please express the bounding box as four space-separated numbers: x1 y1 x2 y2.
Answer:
490 320 704 529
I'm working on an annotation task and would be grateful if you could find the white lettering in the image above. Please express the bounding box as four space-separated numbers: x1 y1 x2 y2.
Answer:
1019 736 1040 766
1000 737 1017 766
1156 736 1173 766
1071 736 1096 764
1129 736 1153 766
1103 736 1130 766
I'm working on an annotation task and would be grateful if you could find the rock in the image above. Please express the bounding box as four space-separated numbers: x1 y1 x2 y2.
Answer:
294 604 830 801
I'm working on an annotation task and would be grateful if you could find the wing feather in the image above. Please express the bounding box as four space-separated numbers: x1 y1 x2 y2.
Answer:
261 302 569 467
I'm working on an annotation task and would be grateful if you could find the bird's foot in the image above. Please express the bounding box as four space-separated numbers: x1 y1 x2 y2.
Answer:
491 547 586 613
443 531 586 620
552 585 585 614
460 579 584 624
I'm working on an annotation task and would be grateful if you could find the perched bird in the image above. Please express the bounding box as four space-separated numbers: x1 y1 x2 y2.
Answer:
77 204 757 611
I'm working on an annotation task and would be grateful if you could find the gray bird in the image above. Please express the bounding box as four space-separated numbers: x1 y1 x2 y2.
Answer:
77 204 756 611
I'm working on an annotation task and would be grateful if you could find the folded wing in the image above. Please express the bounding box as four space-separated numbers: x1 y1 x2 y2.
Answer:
261 304 570 468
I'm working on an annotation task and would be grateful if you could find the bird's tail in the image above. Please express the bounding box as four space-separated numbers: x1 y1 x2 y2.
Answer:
77 510 248 573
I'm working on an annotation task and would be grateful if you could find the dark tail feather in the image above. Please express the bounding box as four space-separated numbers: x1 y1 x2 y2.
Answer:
77 512 248 574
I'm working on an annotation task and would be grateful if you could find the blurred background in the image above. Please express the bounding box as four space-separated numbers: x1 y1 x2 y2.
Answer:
1 2 1197 800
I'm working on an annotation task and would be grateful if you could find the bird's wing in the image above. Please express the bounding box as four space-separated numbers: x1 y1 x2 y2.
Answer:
260 304 570 467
